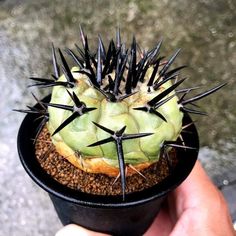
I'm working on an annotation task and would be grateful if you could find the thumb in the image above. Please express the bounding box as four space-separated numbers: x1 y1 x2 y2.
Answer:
55 224 110 236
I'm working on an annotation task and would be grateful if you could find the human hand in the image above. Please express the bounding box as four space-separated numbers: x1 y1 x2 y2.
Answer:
55 161 235 236
145 161 235 236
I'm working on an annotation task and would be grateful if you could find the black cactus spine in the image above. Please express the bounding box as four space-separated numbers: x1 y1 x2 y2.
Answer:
45 90 96 135
88 122 153 200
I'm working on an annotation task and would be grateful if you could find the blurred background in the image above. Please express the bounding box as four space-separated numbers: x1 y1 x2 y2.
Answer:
0 0 235 235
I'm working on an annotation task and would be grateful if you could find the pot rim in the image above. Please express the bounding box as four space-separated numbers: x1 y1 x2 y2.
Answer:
17 95 199 208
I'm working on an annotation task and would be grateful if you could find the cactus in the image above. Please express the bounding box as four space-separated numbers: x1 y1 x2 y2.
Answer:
15 27 225 199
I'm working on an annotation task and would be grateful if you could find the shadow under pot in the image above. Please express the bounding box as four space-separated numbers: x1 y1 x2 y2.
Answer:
17 95 199 236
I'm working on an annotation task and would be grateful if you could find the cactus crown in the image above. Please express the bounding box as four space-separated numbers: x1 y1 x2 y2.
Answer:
15 27 226 199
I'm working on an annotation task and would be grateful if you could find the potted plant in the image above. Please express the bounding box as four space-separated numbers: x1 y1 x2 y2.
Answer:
16 27 225 236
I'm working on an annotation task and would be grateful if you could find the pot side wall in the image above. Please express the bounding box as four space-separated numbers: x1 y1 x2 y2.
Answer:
50 193 165 236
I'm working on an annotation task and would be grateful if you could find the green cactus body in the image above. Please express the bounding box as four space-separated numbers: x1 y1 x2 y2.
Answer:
47 66 183 172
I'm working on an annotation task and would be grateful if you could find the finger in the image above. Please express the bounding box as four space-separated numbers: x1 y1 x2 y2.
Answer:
145 161 212 235
55 224 110 236
168 160 221 219
168 161 235 235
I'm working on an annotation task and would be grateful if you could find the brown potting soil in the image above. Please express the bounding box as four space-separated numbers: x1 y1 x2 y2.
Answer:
35 127 178 196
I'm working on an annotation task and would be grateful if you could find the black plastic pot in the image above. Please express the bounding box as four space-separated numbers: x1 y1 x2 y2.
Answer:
17 96 199 236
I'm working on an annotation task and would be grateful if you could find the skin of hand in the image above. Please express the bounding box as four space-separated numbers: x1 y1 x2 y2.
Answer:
55 161 235 236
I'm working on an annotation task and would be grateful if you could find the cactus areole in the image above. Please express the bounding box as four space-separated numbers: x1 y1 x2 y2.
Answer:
17 27 225 199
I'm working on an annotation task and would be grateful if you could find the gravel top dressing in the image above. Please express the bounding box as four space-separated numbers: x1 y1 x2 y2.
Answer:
35 126 177 195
